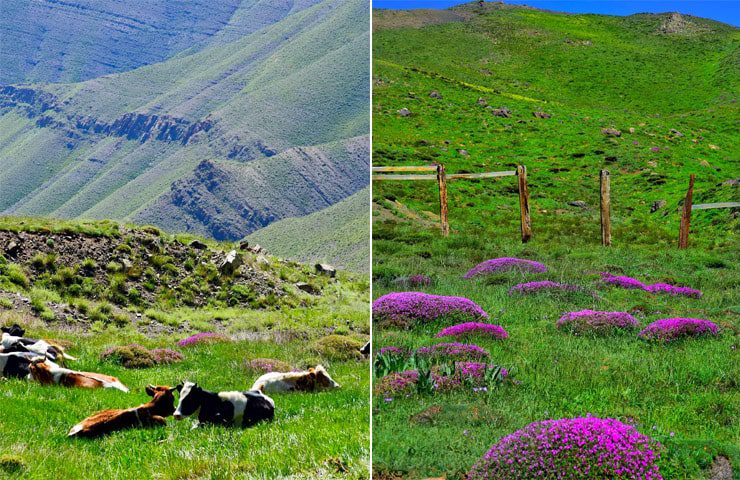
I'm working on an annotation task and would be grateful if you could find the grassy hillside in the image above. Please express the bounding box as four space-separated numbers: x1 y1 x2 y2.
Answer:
0 0 370 268
0 216 370 479
247 187 370 273
372 3 738 479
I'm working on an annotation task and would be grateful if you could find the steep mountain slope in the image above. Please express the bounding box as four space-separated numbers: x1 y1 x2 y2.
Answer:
0 0 370 269
373 2 738 247
247 187 370 273
0 0 326 84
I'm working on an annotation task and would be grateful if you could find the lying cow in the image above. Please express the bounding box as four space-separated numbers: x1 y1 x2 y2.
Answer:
174 381 274 427
360 341 370 356
68 385 177 438
0 352 44 379
1 332 76 364
1 324 25 337
251 365 340 393
29 359 129 392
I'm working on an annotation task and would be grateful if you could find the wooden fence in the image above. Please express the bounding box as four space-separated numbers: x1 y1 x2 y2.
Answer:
678 174 740 249
372 164 531 242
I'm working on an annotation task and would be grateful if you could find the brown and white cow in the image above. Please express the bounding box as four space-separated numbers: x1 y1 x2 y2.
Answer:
250 365 340 393
68 385 177 438
29 359 129 392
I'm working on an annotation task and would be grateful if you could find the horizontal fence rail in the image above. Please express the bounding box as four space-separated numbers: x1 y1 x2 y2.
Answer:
692 202 740 211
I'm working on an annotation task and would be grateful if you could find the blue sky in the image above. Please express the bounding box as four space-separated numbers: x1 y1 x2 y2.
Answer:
372 1 740 26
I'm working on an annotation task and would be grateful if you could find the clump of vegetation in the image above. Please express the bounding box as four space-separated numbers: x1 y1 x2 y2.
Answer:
245 358 294 374
0 455 26 475
176 332 230 347
313 334 364 361
100 344 184 368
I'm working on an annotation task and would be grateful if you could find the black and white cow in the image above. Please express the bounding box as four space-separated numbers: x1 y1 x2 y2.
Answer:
1 332 76 363
1 324 25 337
0 352 44 379
174 382 275 428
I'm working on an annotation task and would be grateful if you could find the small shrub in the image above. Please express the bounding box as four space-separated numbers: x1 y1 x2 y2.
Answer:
149 348 184 365
374 370 419 398
176 332 229 347
313 334 364 360
245 358 294 373
464 257 547 278
639 318 719 342
557 310 639 335
0 298 13 309
599 272 648 290
373 292 488 328
468 417 662 480
1 264 29 288
415 342 490 361
100 344 155 368
436 322 509 340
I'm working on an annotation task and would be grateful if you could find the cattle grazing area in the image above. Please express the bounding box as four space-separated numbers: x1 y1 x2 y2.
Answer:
372 4 738 479
0 218 369 479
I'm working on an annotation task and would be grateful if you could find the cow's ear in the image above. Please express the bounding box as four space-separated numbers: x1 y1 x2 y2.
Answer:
175 383 184 392
308 367 315 373
145 385 156 396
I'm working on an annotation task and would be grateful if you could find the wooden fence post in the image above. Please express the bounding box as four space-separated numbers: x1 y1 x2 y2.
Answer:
600 169 611 246
678 174 695 249
437 164 450 237
517 165 532 243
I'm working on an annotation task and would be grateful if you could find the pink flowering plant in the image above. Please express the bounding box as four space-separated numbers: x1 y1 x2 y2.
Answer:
374 370 419 398
600 273 702 298
644 283 702 298
639 318 719 342
436 322 508 340
432 361 509 392
176 332 230 347
468 416 663 480
373 292 488 328
415 342 490 361
557 310 639 335
464 257 547 279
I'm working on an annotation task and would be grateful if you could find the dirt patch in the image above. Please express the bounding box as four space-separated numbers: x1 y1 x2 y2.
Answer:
373 9 464 31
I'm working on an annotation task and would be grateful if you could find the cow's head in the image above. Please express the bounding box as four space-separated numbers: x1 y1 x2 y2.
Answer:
314 365 340 389
1 324 24 337
28 359 53 384
145 385 177 417
173 381 202 420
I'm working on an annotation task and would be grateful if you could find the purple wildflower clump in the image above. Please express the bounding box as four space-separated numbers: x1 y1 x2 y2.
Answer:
645 283 702 298
469 416 663 480
176 332 229 347
378 346 405 356
600 272 648 290
373 292 488 328
408 274 432 287
416 342 489 361
509 281 577 295
149 348 184 364
464 257 547 279
433 362 508 392
436 322 509 340
639 318 719 342
557 310 639 335
246 358 294 373
374 370 419 398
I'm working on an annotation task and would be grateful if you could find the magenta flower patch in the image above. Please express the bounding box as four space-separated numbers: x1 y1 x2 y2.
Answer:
408 274 432 287
433 362 508 392
469 416 663 480
415 342 489 361
557 310 639 335
373 292 488 327
374 370 419 397
645 283 702 298
509 281 577 295
600 272 648 290
378 346 405 356
464 257 547 279
436 322 508 340
176 332 229 347
639 318 718 342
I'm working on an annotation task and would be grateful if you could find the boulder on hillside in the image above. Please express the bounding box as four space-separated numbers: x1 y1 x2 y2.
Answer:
458 149 469 156
189 240 208 250
477 97 488 106
429 90 442 99
315 263 337 278
532 111 551 119
238 240 249 251
650 200 666 213
602 128 622 137
490 107 511 118
219 250 243 275
398 108 411 117
670 128 684 137
4 240 20 258
296 282 319 295
568 201 588 208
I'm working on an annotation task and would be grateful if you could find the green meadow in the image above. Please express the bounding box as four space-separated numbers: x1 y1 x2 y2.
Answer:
372 3 738 479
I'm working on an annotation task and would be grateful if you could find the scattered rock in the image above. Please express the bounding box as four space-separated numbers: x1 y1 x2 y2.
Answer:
709 144 720 150
219 250 243 275
650 200 666 213
429 90 442 99
458 149 469 156
532 111 551 119
602 128 622 137
256 255 270 267
189 240 208 250
120 258 133 271
490 107 511 118
721 178 739 186
628 127 636 134
238 240 249 251
647 160 658 168
670 128 684 137
4 240 20 258
398 108 411 117
477 97 488 106
315 263 337 278
605 156 618 163
708 456 733 480
296 282 319 295
249 244 264 254
659 12 699 35
568 201 588 208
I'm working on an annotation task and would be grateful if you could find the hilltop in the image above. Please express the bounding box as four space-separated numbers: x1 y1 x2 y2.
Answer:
0 0 370 271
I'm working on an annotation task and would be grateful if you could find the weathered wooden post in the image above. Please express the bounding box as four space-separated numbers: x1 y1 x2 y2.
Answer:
678 174 695 249
600 169 611 246
437 164 450 236
516 165 532 243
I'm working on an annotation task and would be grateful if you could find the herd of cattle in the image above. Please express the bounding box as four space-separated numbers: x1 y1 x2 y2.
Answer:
1 323 346 438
